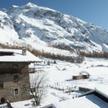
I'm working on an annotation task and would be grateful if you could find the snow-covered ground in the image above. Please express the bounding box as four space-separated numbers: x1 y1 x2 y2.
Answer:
44 57 108 84
11 57 108 108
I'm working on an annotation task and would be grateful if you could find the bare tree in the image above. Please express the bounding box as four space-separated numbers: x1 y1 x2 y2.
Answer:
30 72 47 106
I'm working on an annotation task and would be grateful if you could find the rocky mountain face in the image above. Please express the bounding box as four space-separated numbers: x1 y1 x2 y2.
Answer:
0 2 108 58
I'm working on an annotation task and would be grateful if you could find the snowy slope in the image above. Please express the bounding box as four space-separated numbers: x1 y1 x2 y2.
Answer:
7 2 108 53
0 11 20 45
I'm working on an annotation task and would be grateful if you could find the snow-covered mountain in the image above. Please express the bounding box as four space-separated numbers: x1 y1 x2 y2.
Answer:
0 2 108 56
0 11 20 45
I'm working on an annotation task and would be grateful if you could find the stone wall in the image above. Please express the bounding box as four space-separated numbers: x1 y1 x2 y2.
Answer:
0 63 31 102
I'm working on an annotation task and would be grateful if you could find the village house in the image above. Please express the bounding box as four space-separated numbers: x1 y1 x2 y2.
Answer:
0 48 40 103
72 71 90 80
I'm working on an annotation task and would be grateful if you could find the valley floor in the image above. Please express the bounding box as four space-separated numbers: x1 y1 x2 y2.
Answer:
12 57 108 108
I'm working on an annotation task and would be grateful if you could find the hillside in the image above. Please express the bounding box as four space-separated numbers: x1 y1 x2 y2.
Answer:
0 2 108 59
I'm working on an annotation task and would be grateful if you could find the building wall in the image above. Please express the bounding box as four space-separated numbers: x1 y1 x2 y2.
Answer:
0 63 31 102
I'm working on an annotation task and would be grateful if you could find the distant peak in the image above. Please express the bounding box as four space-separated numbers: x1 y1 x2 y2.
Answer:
25 2 56 12
12 5 19 8
25 2 37 8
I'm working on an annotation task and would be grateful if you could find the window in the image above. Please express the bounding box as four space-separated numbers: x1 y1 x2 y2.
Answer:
13 64 18 73
0 51 13 56
0 82 3 89
13 75 19 82
14 89 18 95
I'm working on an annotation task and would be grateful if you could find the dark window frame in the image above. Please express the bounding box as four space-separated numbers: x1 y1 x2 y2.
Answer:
14 88 19 95
0 82 3 89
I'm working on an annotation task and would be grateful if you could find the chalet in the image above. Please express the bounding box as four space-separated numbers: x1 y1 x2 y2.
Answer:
72 71 90 80
0 49 40 103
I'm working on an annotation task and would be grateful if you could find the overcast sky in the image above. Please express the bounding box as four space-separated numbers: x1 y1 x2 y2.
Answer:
0 0 108 29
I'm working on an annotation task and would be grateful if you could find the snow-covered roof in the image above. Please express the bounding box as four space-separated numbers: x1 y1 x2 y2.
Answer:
0 49 40 62
56 94 108 108
95 84 108 99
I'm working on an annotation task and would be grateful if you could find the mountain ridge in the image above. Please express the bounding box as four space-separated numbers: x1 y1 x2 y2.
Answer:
0 2 108 60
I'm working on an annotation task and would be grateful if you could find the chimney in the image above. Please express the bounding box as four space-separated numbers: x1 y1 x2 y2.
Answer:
22 47 26 55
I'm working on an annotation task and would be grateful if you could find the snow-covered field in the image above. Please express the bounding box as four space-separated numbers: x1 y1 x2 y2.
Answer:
11 57 108 108
44 57 108 85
